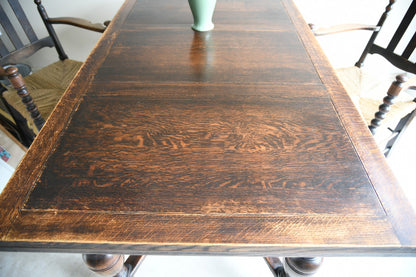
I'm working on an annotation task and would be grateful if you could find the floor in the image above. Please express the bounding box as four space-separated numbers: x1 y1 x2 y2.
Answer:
1 0 415 276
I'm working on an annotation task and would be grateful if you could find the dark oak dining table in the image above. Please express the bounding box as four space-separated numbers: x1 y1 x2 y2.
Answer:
1 0 415 276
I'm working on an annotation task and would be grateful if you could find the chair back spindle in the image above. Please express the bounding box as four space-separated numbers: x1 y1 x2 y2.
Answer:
34 0 68 61
356 0 416 74
7 0 38 43
310 0 416 156
0 0 65 66
0 0 108 146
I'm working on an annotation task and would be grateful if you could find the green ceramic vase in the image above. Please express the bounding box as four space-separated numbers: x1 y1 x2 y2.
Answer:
188 0 217 32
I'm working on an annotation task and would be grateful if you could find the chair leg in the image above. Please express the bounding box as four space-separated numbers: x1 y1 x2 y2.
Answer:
368 74 407 134
0 87 35 147
5 66 46 132
384 108 416 157
265 257 288 276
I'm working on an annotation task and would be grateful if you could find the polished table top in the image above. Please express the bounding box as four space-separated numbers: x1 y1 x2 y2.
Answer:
1 0 415 256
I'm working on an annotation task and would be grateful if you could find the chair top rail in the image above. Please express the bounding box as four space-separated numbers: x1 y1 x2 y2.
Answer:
370 44 416 74
0 37 54 65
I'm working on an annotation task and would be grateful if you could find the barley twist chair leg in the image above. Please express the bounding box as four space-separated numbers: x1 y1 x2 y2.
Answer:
369 74 407 134
5 66 45 132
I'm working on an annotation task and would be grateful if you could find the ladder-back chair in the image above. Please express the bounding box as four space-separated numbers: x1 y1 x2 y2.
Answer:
0 0 109 147
310 0 416 156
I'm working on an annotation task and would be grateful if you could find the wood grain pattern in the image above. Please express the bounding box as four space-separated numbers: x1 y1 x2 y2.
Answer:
0 0 415 256
0 0 136 236
23 84 381 217
95 28 319 84
281 0 416 248
2 212 401 256
124 0 292 27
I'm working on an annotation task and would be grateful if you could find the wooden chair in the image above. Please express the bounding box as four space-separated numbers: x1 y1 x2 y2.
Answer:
0 0 109 146
310 0 416 156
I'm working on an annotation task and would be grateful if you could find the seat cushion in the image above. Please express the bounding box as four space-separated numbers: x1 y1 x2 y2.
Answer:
336 66 416 129
3 59 82 132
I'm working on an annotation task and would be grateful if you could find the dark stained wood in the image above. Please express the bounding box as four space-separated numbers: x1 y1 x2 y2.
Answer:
0 4 24 49
83 254 128 276
384 108 416 155
308 1 416 156
0 0 64 62
369 74 408 134
266 257 323 276
48 17 107 33
282 0 416 248
0 80 35 147
355 0 396 68
5 66 45 131
0 0 135 238
82 254 144 276
0 0 112 148
310 0 416 73
265 257 286 277
7 0 38 42
386 0 416 56
124 255 145 276
285 257 323 275
96 28 318 84
0 0 109 63
265 257 323 277
34 0 68 60
0 0 415 261
357 0 416 74
0 37 55 65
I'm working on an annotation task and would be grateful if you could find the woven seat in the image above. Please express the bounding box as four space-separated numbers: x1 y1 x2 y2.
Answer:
3 60 82 133
336 67 416 129
310 0 416 156
0 0 108 146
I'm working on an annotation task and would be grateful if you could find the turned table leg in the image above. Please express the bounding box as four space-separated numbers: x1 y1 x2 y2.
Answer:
83 254 145 277
265 257 323 276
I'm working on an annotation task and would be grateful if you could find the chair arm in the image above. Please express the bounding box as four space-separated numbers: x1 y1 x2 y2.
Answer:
48 17 109 33
308 23 380 36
